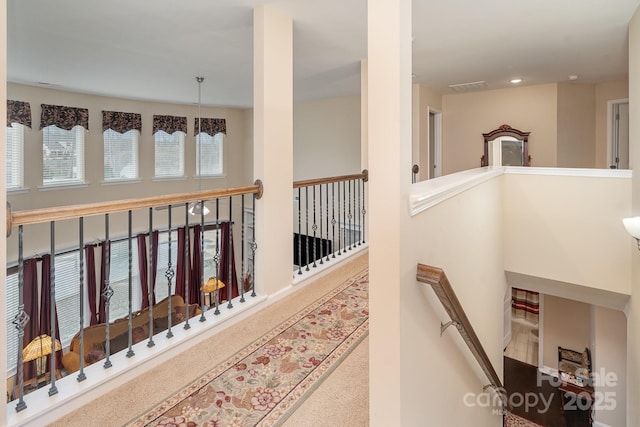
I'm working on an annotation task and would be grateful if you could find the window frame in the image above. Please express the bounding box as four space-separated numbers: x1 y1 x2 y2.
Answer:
6 123 25 191
103 129 140 182
196 132 224 177
154 130 185 179
42 125 86 187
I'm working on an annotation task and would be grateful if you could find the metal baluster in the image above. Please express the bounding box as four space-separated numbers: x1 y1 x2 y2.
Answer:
214 199 221 315
305 186 310 271
297 187 302 275
250 193 257 297
13 225 28 412
338 182 342 255
356 177 361 245
331 182 337 258
77 217 87 382
165 206 175 338
227 196 234 309
348 179 353 250
126 211 135 357
147 208 156 345
103 214 113 368
184 204 191 329
312 185 318 268
199 201 206 322
325 183 330 261
48 222 59 395
362 174 367 244
240 195 246 303
319 185 324 264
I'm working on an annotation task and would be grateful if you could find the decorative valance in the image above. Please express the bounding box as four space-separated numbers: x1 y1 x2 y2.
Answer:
40 103 89 130
7 100 32 128
102 110 142 134
194 118 226 136
153 115 187 135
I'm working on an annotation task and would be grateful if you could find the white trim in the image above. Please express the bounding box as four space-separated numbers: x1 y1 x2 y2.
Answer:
38 182 90 191
539 364 558 378
592 421 613 427
427 107 442 179
409 167 503 216
504 166 632 179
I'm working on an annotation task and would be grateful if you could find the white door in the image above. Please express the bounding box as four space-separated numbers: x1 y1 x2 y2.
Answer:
609 100 630 169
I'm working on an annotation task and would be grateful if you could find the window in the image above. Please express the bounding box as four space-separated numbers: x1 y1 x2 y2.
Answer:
6 123 24 190
196 133 224 176
104 129 139 180
43 125 85 186
155 131 185 178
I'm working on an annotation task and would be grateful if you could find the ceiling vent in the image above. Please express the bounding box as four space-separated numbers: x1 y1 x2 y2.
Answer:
448 80 487 92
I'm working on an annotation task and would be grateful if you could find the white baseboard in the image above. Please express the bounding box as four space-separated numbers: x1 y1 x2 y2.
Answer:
538 365 558 378
592 421 612 427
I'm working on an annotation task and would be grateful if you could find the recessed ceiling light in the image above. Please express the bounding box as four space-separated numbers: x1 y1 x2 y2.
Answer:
510 78 522 84
569 75 578 81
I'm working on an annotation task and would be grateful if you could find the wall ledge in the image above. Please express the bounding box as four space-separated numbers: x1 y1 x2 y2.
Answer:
504 166 632 179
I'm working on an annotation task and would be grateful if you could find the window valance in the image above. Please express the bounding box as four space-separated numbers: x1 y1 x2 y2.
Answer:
40 103 89 130
194 118 226 136
153 115 187 135
102 110 142 134
7 100 32 128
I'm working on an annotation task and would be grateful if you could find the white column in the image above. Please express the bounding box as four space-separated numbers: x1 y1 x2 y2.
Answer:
368 0 412 425
253 6 293 295
627 5 640 426
0 0 7 422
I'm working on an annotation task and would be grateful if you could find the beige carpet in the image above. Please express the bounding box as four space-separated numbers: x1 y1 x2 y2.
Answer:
48 252 369 427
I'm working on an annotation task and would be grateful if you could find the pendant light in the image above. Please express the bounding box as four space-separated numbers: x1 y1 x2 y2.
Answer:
189 76 210 216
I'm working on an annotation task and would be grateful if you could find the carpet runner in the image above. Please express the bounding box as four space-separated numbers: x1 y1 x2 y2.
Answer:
128 268 369 427
504 411 544 427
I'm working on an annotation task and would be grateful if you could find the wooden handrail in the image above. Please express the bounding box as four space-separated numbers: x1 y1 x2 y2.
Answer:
292 169 368 189
416 263 509 411
7 180 263 234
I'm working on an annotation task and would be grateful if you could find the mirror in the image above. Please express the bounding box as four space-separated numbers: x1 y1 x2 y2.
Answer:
481 124 531 167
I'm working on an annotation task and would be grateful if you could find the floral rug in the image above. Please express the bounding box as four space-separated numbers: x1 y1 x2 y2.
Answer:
128 268 369 427
504 412 544 427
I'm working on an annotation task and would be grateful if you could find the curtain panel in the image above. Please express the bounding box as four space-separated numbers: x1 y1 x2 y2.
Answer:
7 100 32 128
511 287 539 323
40 254 63 370
194 118 226 136
102 110 142 134
40 103 89 130
153 114 187 135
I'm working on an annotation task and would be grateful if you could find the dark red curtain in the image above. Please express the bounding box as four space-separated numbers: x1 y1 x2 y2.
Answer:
189 225 203 305
137 231 159 309
39 254 63 371
84 245 98 325
175 227 187 300
98 240 110 324
22 258 39 380
218 221 239 302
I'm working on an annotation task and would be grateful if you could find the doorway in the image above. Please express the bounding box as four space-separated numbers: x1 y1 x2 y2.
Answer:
608 99 629 169
418 108 442 180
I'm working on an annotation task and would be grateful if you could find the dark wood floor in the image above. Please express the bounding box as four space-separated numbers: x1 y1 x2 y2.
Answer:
504 356 591 427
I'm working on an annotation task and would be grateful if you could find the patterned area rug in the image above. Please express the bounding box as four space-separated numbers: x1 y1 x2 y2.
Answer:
504 412 544 427
128 269 369 427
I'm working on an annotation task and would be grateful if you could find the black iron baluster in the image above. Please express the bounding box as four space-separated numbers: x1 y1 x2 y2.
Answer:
297 187 302 275
305 186 310 271
312 185 317 268
77 217 87 382
240 195 246 303
126 211 135 357
184 204 191 329
337 182 342 256
362 175 367 244
199 201 206 322
48 221 59 395
227 196 234 309
13 225 28 412
214 199 221 315
319 185 324 264
103 214 113 368
325 183 330 262
147 208 156 345
165 206 174 338
348 179 353 250
250 193 257 297
332 182 337 258
356 177 361 245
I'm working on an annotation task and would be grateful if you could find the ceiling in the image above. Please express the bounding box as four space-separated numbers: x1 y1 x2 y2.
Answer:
7 0 640 108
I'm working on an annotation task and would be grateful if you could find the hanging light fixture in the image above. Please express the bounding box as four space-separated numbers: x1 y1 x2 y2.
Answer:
189 76 210 216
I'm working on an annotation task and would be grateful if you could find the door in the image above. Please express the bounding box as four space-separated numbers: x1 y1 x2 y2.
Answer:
609 100 629 169
503 285 512 349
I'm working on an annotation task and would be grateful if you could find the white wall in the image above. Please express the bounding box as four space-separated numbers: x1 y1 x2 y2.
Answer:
503 169 632 295
542 295 591 368
293 95 361 180
592 305 627 427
